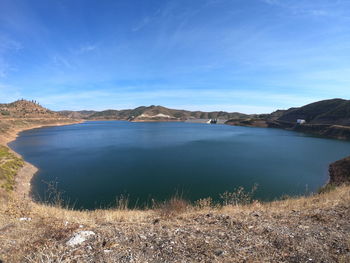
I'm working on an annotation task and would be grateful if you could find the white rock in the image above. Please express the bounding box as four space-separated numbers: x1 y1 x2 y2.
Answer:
66 231 95 247
139 234 147 240
19 217 31 221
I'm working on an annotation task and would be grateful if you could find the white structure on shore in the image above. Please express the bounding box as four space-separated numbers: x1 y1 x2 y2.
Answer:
297 119 306 124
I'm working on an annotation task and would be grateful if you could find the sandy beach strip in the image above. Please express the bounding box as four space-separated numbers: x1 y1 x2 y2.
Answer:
0 119 83 199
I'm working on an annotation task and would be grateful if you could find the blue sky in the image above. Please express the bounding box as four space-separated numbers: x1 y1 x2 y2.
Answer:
0 0 349 113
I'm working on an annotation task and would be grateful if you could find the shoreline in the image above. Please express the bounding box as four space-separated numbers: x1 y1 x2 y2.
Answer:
0 119 84 200
2 118 349 209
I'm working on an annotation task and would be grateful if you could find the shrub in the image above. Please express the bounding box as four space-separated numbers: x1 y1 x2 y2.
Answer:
115 194 129 210
195 197 213 209
157 196 189 218
220 184 258 206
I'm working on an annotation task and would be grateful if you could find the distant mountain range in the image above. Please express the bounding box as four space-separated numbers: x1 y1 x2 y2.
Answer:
59 105 250 121
2 99 350 136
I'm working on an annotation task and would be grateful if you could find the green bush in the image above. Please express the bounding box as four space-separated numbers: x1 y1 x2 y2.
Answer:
0 146 24 191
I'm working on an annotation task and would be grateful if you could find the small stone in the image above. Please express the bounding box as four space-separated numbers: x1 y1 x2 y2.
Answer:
19 217 31 221
139 234 147 240
252 212 261 217
214 249 224 256
66 231 95 247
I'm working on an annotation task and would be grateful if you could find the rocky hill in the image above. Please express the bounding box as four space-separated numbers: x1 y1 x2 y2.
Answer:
329 156 350 185
277 98 350 125
0 100 80 145
226 99 350 139
59 105 249 121
0 100 59 119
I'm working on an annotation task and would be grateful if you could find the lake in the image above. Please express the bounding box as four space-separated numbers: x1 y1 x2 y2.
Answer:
9 121 350 209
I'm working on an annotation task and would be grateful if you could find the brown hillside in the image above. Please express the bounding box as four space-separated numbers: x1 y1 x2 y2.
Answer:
0 100 59 119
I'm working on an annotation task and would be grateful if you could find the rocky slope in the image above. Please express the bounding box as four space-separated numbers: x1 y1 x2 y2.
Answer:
277 98 350 125
329 156 350 185
1 185 349 262
226 99 350 140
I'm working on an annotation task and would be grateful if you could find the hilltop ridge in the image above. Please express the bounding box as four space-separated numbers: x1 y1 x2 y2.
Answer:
0 99 59 119
226 98 350 140
0 100 80 145
276 98 350 125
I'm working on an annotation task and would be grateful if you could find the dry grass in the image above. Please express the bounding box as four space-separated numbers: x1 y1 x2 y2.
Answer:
0 185 349 262
157 196 190 218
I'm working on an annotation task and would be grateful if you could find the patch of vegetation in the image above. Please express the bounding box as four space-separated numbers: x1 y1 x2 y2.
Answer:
219 184 258 206
317 183 337 194
0 110 10 116
157 195 190 218
195 197 214 209
0 146 24 191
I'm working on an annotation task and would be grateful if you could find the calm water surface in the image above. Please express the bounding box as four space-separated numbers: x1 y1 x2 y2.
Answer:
9 121 350 209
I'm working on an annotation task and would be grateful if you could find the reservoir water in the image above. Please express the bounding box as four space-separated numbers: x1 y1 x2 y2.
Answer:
9 121 350 209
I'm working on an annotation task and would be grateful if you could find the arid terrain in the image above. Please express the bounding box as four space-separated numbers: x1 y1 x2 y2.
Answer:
0 100 349 262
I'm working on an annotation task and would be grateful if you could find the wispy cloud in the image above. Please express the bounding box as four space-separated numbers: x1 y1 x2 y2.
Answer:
77 44 97 54
260 0 280 5
0 83 21 102
0 0 349 111
52 55 74 69
33 88 323 113
132 17 152 32
0 35 22 78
